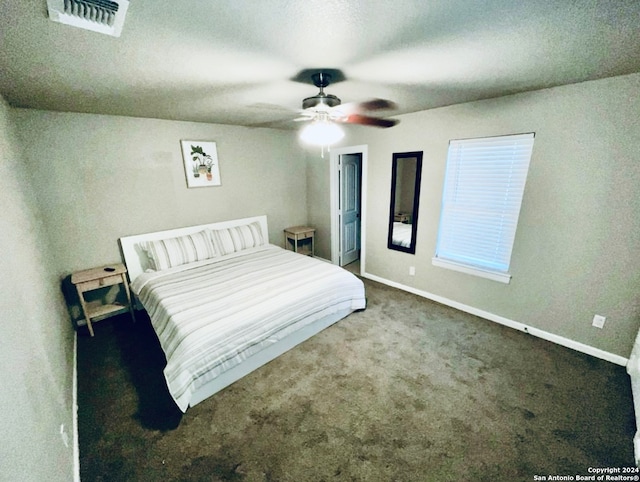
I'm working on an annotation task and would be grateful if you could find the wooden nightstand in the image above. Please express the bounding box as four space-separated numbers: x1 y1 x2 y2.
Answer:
71 263 135 337
284 226 315 256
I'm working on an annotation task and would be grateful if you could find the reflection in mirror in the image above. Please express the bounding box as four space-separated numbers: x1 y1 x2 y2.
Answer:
387 151 423 254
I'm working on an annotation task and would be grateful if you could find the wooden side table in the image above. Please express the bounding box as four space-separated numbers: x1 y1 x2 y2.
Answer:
284 226 315 256
71 263 135 337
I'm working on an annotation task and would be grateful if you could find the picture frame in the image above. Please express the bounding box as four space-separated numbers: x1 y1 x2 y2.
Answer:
181 140 221 188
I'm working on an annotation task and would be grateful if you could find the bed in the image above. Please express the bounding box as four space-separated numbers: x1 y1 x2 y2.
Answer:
627 330 640 465
391 221 413 248
119 215 366 412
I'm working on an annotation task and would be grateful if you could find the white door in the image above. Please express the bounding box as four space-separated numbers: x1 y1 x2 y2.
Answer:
340 153 362 266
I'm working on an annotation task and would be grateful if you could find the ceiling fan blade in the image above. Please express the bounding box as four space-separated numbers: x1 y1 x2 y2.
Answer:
358 98 398 111
249 102 296 112
342 114 399 128
338 98 397 114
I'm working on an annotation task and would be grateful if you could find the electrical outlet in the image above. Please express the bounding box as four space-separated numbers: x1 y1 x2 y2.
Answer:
592 314 606 329
409 266 415 276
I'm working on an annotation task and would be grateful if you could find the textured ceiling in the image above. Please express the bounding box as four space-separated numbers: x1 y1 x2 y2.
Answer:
1 1 639 129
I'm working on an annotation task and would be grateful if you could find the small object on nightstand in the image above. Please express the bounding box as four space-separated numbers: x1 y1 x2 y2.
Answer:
284 226 315 257
394 213 410 223
71 263 135 337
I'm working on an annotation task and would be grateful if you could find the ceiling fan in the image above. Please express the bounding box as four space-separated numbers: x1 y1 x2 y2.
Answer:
297 71 400 131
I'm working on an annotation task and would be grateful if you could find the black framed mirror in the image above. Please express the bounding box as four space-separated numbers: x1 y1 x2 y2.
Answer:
387 151 423 254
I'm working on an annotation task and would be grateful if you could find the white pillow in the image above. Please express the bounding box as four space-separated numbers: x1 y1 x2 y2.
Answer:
142 230 217 271
209 221 264 256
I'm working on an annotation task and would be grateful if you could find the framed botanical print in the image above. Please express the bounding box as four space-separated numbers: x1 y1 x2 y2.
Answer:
181 140 221 188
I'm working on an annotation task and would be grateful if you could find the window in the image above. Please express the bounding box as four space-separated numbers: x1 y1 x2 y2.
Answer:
432 133 535 283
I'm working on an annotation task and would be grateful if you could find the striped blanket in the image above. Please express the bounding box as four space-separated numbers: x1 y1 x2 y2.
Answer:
131 244 366 411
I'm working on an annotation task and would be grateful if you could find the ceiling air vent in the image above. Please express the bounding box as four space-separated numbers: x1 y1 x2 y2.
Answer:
47 0 130 37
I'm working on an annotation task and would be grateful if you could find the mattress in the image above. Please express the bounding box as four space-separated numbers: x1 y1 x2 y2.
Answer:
627 330 640 465
131 244 366 411
392 222 413 247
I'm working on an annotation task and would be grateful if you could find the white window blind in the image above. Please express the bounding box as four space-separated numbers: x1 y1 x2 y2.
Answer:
433 133 534 283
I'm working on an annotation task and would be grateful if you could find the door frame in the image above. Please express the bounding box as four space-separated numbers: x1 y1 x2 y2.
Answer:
330 144 368 271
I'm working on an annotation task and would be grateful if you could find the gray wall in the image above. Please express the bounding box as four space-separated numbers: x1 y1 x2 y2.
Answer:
11 111 309 275
339 73 639 358
0 97 76 480
4 106 311 481
306 150 333 258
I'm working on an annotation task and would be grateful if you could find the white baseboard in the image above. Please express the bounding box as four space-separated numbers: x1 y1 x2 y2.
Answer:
363 272 628 367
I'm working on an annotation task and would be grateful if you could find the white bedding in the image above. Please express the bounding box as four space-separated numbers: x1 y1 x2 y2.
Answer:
131 244 366 412
627 330 640 465
391 222 412 247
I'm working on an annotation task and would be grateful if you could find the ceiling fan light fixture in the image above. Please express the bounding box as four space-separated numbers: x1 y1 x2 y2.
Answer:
299 119 345 146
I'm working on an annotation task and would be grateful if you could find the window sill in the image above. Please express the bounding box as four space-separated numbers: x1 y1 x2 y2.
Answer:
431 258 511 284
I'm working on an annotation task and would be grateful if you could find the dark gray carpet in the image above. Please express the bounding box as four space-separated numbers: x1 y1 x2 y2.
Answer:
78 278 635 481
